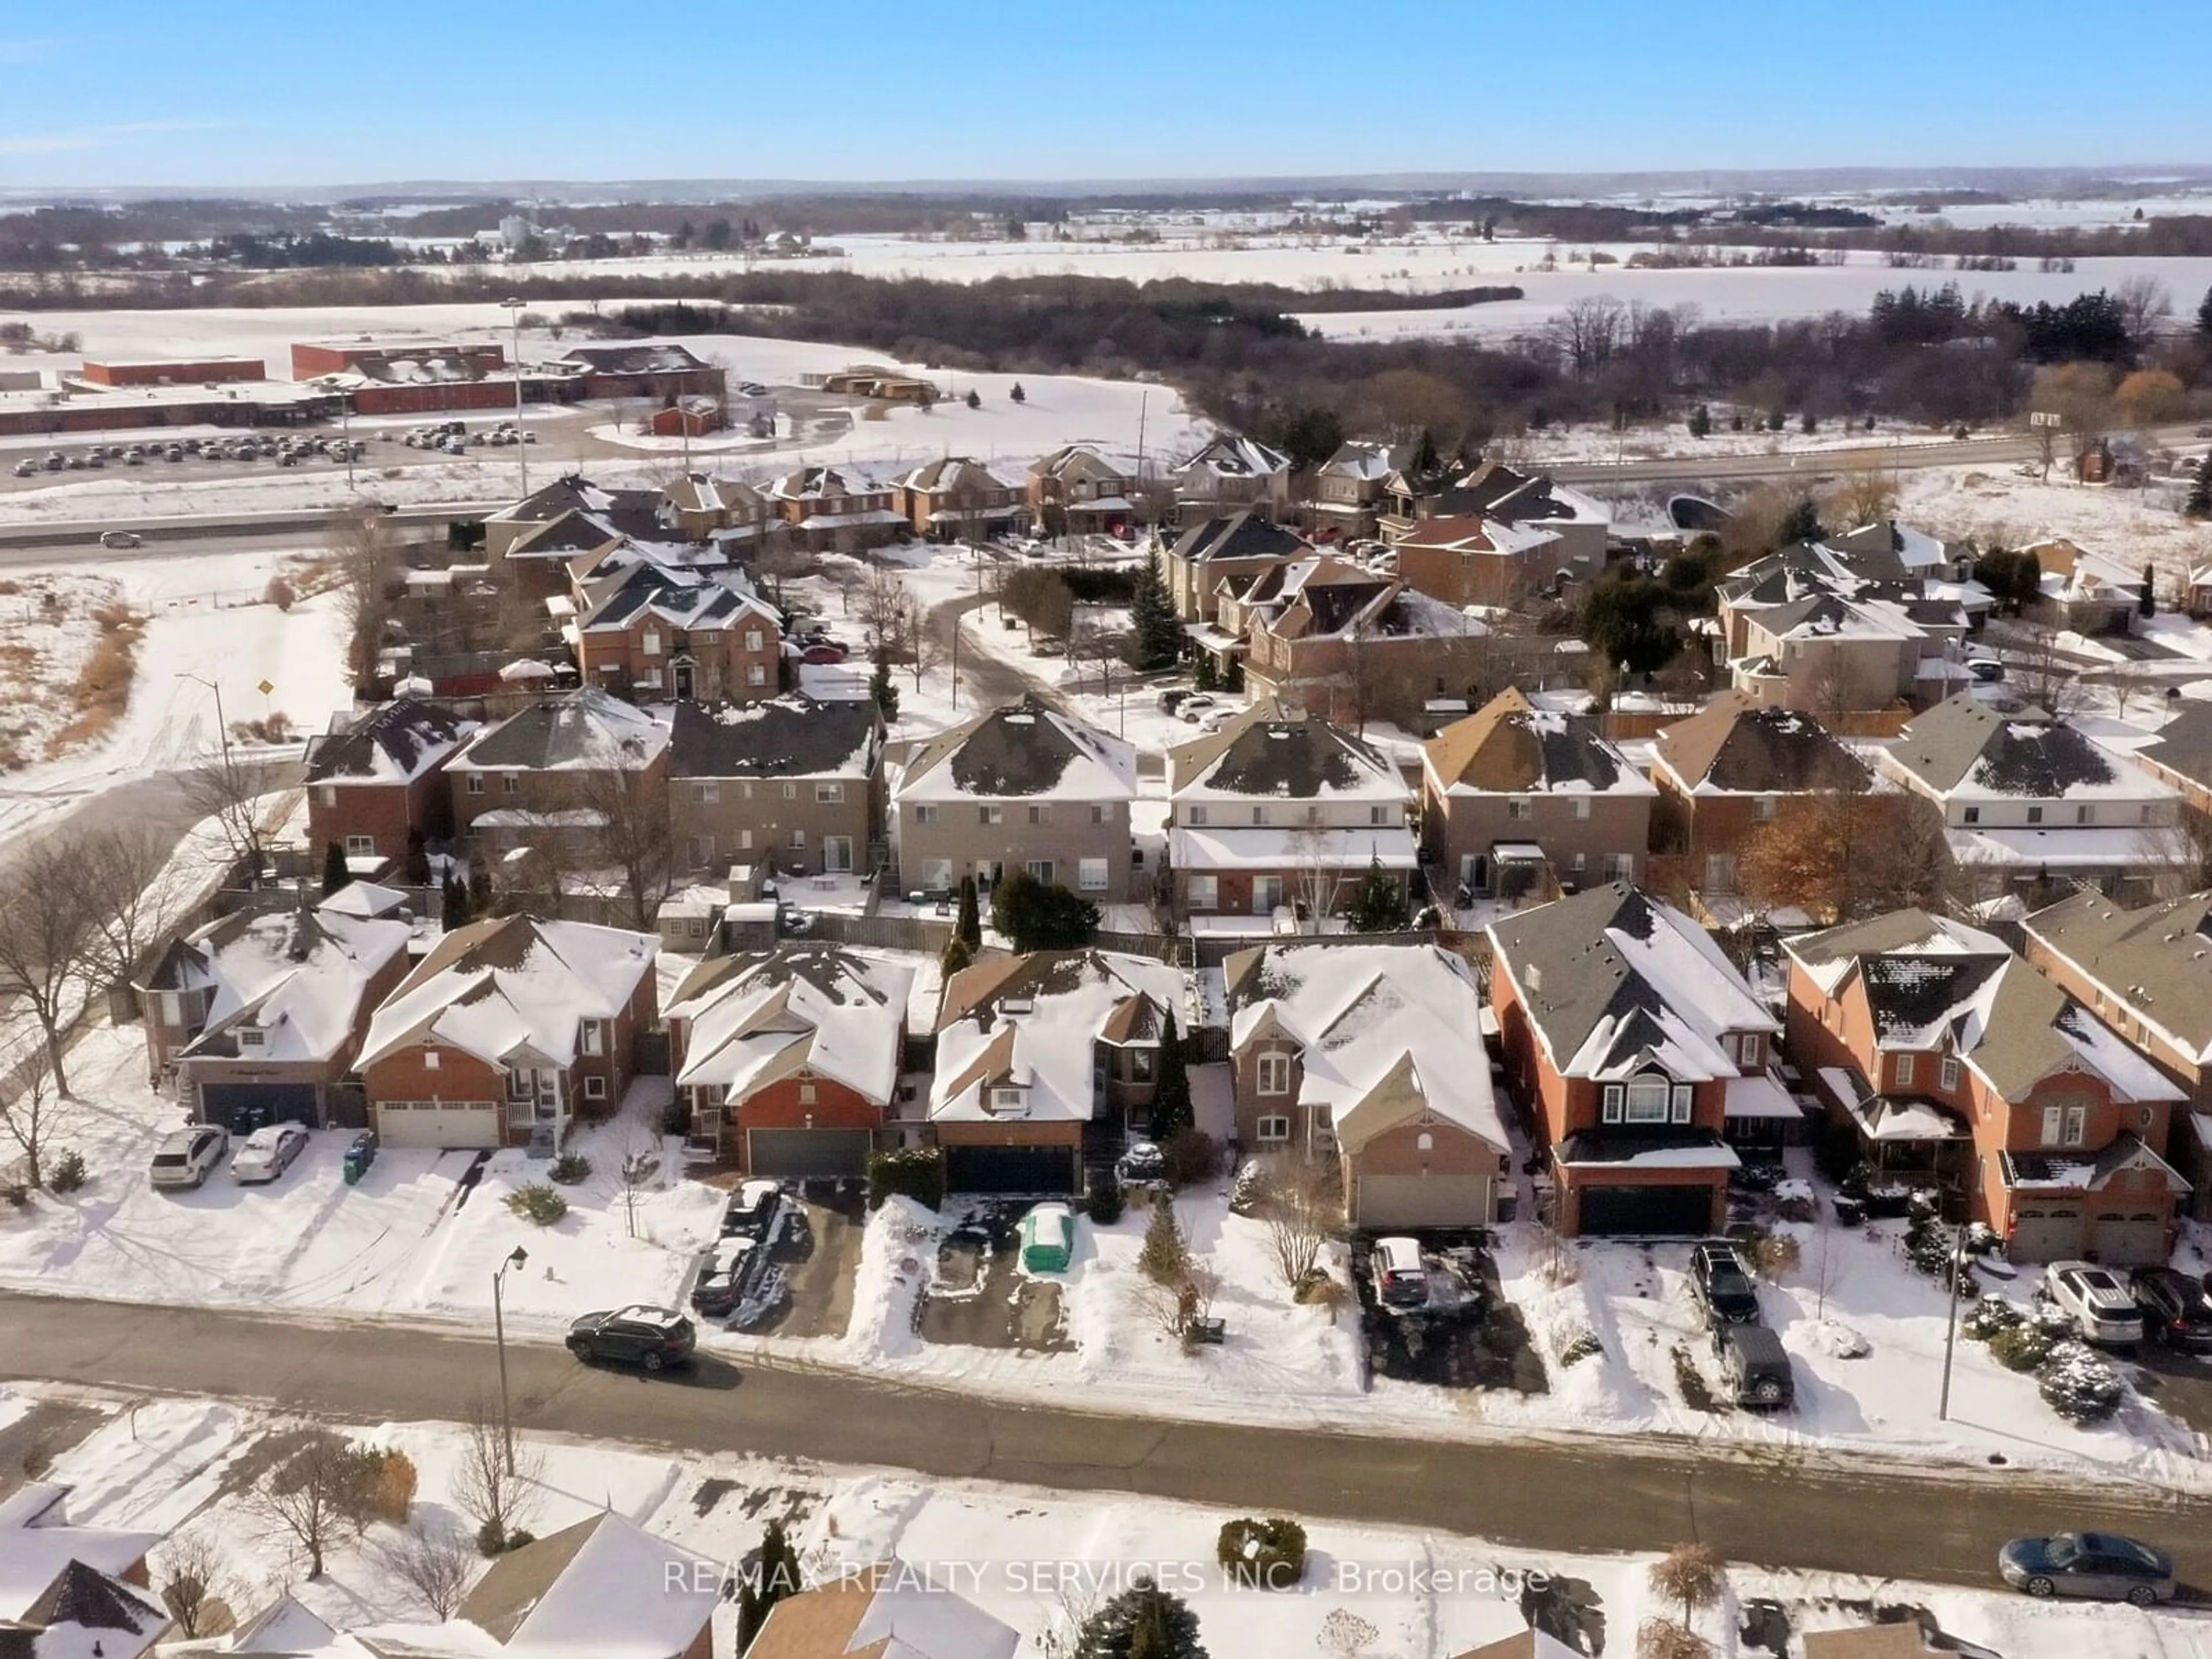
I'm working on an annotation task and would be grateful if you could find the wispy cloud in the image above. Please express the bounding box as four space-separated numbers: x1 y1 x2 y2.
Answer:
0 118 236 155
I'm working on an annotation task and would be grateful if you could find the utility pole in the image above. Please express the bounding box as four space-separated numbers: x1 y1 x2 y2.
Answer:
502 296 530 498
1937 1228 1965 1421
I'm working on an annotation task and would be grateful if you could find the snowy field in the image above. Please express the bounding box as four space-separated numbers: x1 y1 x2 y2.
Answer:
4 1378 2201 1659
1893 464 2212 592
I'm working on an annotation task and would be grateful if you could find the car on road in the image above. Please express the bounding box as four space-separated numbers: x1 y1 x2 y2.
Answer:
2040 1260 2144 1346
1372 1236 1430 1311
10 460 36 478
719 1177 785 1240
2131 1267 2212 1353
230 1122 309 1184
150 1126 230 1190
1689 1241 1762 1325
567 1304 696 1371
98 531 144 548
689 1238 760 1319
1998 1531 2173 1605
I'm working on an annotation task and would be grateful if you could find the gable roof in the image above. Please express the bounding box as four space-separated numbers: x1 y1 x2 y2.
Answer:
1654 693 1868 794
1175 433 1289 482
660 471 765 517
666 945 913 1104
359 915 657 1073
449 1513 720 1659
574 562 778 637
1316 438 1412 483
1027 442 1136 487
1884 694 2144 799
142 903 412 1065
2138 700 2212 789
891 455 1018 495
450 688 671 774
305 698 475 786
1424 688 1656 797
667 697 879 780
0 1486 160 1623
1168 706 1406 801
747 1566 1020 1659
1168 510 1312 566
1487 883 1775 1082
933 950 1187 1124
895 696 1136 803
1224 941 1506 1152
2026 888 2212 1061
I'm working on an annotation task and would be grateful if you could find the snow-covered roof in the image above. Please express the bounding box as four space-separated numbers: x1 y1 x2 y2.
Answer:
1223 941 1506 1152
304 698 475 786
142 903 411 1067
1881 694 2170 803
666 946 912 1105
1174 433 1289 482
1168 824 1419 871
933 951 1188 1125
668 696 879 781
895 697 1137 804
1167 705 1407 802
359 915 657 1073
1423 687 1657 798
450 688 671 774
0 1484 160 1620
751 1566 1020 1659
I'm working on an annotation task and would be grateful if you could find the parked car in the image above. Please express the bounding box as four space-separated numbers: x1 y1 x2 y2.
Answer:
566 1305 697 1371
1710 1321 1794 1409
1690 1241 1762 1325
1176 695 1219 722
1019 1202 1075 1273
1156 688 1191 715
800 643 847 664
150 1126 230 1190
98 530 143 548
1372 1236 1430 1310
1998 1532 2174 1605
689 1238 760 1318
1116 1140 1166 1184
1965 655 2005 683
2130 1267 2212 1353
2041 1260 2145 1346
231 1122 309 1184
719 1177 785 1240
10 460 36 478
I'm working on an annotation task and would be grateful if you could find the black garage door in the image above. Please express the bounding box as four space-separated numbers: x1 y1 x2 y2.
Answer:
1577 1183 1713 1237
747 1128 872 1181
197 1082 321 1133
945 1145 1078 1196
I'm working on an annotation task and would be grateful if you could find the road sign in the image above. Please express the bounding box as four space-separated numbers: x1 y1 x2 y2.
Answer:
2029 411 2062 428
256 679 274 696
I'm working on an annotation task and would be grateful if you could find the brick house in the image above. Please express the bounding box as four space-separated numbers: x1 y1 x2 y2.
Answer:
932 950 1189 1194
303 697 475 872
357 915 660 1152
1786 909 2186 1262
1422 688 1657 902
1299 438 1410 543
1649 692 1871 898
1236 555 1496 728
2025 888 2212 1223
1380 461 1608 569
1162 510 1313 624
890 698 1138 902
660 472 772 548
664 945 914 1175
763 465 906 552
482 475 672 600
1393 516 1573 609
668 696 881 878
1172 433 1292 522
748 1567 1017 1659
889 456 1029 541
445 688 672 857
2133 699 2212 825
1026 444 1141 539
1488 883 1789 1236
134 898 414 1131
1164 703 1415 927
571 563 783 703
1223 940 1509 1229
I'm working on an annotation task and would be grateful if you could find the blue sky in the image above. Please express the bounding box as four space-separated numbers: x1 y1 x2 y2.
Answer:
3 1 2208 190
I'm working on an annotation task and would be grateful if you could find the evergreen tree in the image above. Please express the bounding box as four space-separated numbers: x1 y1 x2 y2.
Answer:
955 874 982 949
870 649 900 722
1776 497 1823 547
965 388 981 409
1147 1010 1192 1142
321 840 352 896
2196 283 2212 342
2141 562 2158 619
1124 552 1183 672
940 933 974 979
1009 382 1027 404
1408 427 1442 483
1224 657 1244 692
735 1518 802 1652
1075 1577 1206 1659
1687 404 1711 439
468 866 494 919
1192 654 1218 692
2188 456 2212 521
441 870 472 931
1345 856 1411 932
1137 1204 1191 1287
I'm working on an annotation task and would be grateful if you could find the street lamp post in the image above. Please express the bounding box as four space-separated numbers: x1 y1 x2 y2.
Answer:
175 671 231 772
493 1245 529 1474
501 297 529 498
1938 1229 1966 1422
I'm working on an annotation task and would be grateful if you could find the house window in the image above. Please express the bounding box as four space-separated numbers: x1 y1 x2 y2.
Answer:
344 835 376 858
915 804 939 825
1130 1048 1156 1082
1188 805 1207 827
1506 797 1533 822
1671 1084 1693 1124
2027 805 2044 825
424 1051 441 1071
1601 1084 1623 1124
637 669 662 690
1416 1132 1433 1151
1369 804 1389 825
239 1027 265 1049
1256 1114 1290 1143
1090 804 1107 825
1736 1033 1762 1066
747 664 769 687
1752 795 1777 822
1893 1053 1915 1088
744 629 763 651
782 782 797 800
642 631 662 656
2075 804 2094 825
789 829 806 849
695 781 722 805
738 829 754 850
467 774 485 795
1025 859 1055 884
990 1086 1026 1112
584 1075 608 1101
1257 1052 1290 1096
1251 806 1266 826
1622 1078 1671 1123
980 805 1003 825
2063 1105 2086 1146
922 858 955 890
1963 806 1980 825
816 783 844 804
1607 853 1635 881
1078 858 1108 891
318 785 337 808
1571 797 1592 821
1028 804 1050 825
1188 874 1218 910
1940 1056 1960 1090
800 1082 817 1105
502 775 520 795
581 1020 604 1056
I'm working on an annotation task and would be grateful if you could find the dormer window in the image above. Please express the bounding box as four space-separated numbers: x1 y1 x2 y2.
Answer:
988 1085 1027 1113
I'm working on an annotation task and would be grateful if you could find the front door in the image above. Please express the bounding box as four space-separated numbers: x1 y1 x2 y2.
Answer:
672 661 695 699
1252 875 1283 915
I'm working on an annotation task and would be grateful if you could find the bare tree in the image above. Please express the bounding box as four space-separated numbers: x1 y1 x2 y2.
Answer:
0 1040 70 1191
1258 1156 1340 1295
179 747 274 873
327 506 401 679
1647 1542 1725 1630
155 1525 236 1640
451 1399 544 1551
0 838 105 1094
573 764 675 928
1544 294 1628 377
1825 463 1898 531
903 597 945 693
855 565 910 653
2009 618 2088 718
1637 1618 1710 1659
1286 824 1344 933
245 1431 381 1579
377 1514 480 1618
67 826 187 999
2113 274 2173 353
1317 1608 1382 1658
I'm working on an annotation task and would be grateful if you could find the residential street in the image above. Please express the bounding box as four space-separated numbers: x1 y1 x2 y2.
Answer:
3 1290 2207 1594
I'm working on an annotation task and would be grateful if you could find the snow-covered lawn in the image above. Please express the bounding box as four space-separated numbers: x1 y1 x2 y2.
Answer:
0 1021 722 1334
12 1375 2192 1659
0 570 132 770
1895 463 2212 593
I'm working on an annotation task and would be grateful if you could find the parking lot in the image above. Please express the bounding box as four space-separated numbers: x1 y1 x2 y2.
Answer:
7 431 367 480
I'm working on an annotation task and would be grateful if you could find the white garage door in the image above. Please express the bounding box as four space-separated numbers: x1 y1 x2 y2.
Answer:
2007 1206 2082 1263
377 1099 502 1150
2091 1211 2169 1266
1352 1173 1495 1230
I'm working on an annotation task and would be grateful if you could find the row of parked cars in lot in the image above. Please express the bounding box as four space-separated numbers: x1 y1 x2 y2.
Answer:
12 433 368 478
149 1123 311 1188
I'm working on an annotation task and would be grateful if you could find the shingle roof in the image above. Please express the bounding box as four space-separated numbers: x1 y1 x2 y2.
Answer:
1425 688 1653 796
1886 694 2120 797
896 696 1135 802
2138 701 2212 789
1169 706 1403 800
2026 888 2212 1060
666 697 878 780
452 688 669 772
304 698 472 785
1655 694 1868 793
1168 510 1312 565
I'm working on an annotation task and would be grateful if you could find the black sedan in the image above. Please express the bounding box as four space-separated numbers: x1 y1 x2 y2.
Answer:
2133 1267 2212 1353
1998 1531 2174 1605
566 1305 697 1372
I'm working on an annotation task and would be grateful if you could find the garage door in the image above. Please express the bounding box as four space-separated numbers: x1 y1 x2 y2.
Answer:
2008 1206 2082 1263
748 1128 871 1181
1575 1183 1714 1238
944 1145 1077 1196
1352 1173 1494 1230
198 1082 321 1133
2091 1211 2169 1266
377 1100 501 1150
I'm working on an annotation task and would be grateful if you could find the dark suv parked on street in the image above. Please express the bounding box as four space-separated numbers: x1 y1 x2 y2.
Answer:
566 1305 697 1371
